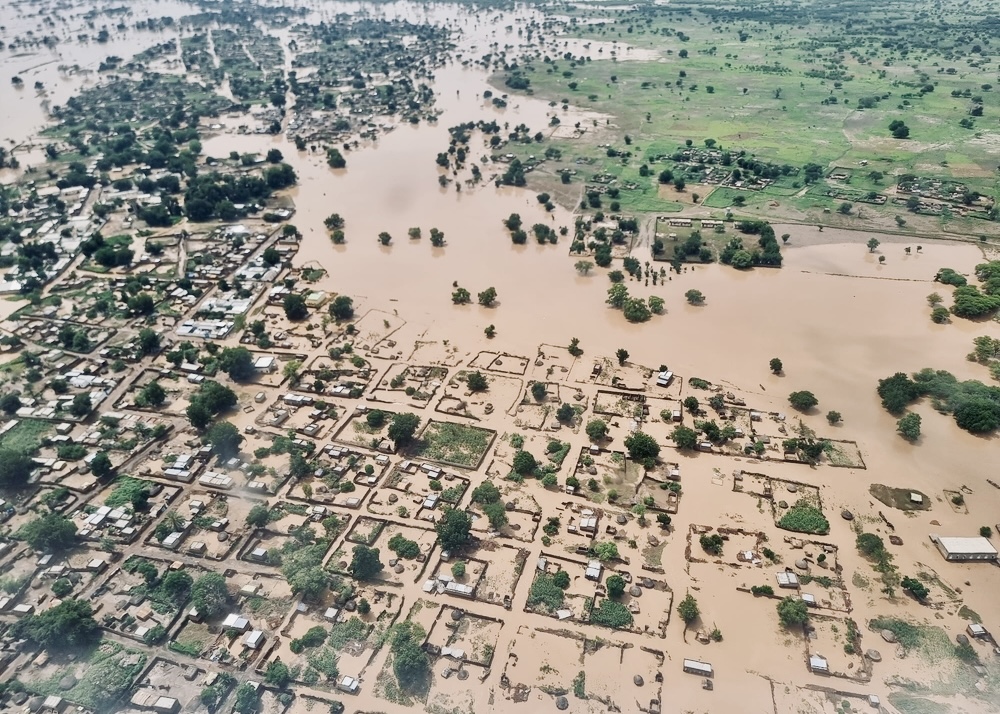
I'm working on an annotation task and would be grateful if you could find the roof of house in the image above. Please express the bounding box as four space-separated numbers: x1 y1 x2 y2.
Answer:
936 536 998 555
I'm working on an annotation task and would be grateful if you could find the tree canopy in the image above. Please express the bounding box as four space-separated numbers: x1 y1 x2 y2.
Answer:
13 599 99 649
17 513 77 551
624 431 660 464
0 448 35 486
350 545 384 580
435 508 472 551
388 412 420 447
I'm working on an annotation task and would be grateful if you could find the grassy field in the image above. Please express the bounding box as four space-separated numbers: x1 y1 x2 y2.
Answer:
0 419 53 454
493 0 1000 234
409 421 495 468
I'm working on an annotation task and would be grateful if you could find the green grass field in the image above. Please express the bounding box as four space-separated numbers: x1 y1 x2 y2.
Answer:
493 0 1000 233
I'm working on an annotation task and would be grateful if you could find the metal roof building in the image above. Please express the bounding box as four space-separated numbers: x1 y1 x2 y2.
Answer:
931 535 998 562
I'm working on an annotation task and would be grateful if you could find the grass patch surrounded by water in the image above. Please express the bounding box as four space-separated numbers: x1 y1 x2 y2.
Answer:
870 484 932 511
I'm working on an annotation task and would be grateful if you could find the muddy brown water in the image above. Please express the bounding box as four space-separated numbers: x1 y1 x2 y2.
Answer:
2 2 1000 710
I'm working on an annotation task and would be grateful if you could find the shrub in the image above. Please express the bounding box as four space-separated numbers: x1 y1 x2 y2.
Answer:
778 500 829 534
590 599 633 629
699 533 723 555
776 596 809 627
750 585 774 596
527 573 565 611
387 533 420 559
677 593 699 624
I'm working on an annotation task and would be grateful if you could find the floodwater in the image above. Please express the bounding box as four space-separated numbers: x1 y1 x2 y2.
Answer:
4 1 1000 710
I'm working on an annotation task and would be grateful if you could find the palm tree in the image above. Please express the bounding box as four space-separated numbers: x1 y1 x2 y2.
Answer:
161 510 185 532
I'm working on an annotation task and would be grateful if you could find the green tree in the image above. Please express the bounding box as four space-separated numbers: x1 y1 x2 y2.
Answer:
512 450 537 475
69 392 92 417
769 358 783 374
478 287 497 307
471 481 501 505
616 348 629 365
606 574 626 598
0 449 35 486
897 413 921 441
788 391 818 411
776 596 809 627
466 371 488 392
262 247 281 266
0 393 21 415
233 683 259 714
350 545 384 580
435 508 472 551
90 451 113 479
16 513 77 552
219 347 256 382
452 287 471 304
387 412 420 447
530 382 547 401
186 401 211 430
246 504 270 528
482 501 508 530
683 396 699 413
826 410 841 425
901 576 929 600
12 599 99 649
191 573 229 617
593 541 619 561
586 419 608 442
283 293 308 320
205 421 243 459
140 381 166 407
390 621 429 690
607 283 629 309
677 594 700 625
329 295 354 321
685 289 705 305
670 425 698 450
556 403 575 423
867 237 881 252
265 661 291 688
51 578 73 598
160 570 193 604
624 431 660 464
288 565 328 600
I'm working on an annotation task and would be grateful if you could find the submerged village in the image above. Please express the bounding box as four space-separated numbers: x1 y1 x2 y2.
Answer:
0 1 998 714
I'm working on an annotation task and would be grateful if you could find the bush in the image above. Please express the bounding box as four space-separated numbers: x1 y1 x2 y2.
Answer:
751 585 774 596
699 533 724 555
466 371 488 392
788 391 818 411
677 593 699 624
901 576 929 600
388 533 420 559
590 599 633 629
776 596 809 627
606 574 626 598
777 500 829 534
512 450 537 475
552 570 570 589
528 573 565 611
